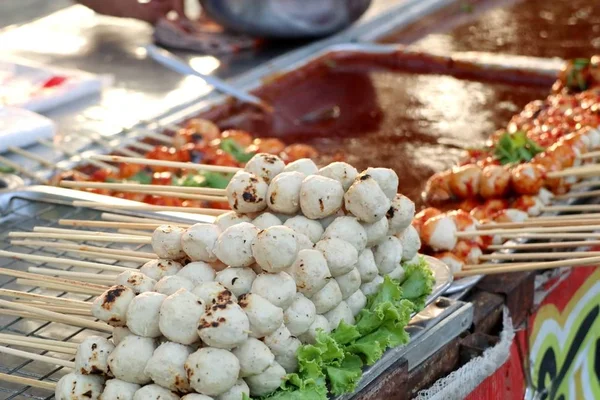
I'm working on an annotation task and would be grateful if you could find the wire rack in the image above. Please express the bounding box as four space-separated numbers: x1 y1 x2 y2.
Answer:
0 190 170 400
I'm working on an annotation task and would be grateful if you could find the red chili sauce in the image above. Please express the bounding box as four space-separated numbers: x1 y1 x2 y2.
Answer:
380 0 600 60
198 51 551 205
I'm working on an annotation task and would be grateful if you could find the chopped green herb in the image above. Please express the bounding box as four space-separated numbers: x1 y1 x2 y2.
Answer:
566 58 590 92
0 165 15 173
220 138 255 163
174 171 232 189
127 171 152 185
494 131 544 165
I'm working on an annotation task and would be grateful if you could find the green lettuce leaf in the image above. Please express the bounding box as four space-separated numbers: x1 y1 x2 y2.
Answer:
220 138 255 163
173 171 232 189
399 257 436 312
326 353 363 395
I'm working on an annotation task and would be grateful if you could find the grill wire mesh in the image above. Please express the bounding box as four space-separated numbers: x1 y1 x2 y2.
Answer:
0 193 161 399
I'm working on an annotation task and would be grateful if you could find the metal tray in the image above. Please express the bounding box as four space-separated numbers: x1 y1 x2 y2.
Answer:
0 186 455 399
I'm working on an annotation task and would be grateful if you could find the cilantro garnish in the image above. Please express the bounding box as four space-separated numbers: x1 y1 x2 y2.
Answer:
220 138 255 163
494 131 544 165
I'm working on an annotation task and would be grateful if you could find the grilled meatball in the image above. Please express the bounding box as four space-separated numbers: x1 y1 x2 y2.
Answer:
315 238 358 277
324 301 355 330
115 270 156 295
479 165 511 198
140 259 182 281
251 226 299 273
360 275 384 296
126 292 166 338
283 293 316 336
245 362 286 397
386 194 415 235
245 153 285 183
373 236 403 274
299 175 345 219
363 167 398 200
420 214 458 251
152 225 186 260
289 249 331 298
75 336 114 376
145 342 192 393
100 379 140 400
192 282 236 305
239 292 283 338
92 285 135 327
282 158 318 176
215 379 250 400
345 290 367 316
335 268 361 299
112 327 132 346
511 163 546 195
214 211 252 231
198 301 249 349
232 338 275 377
55 373 104 400
181 223 221 262
344 173 391 223
213 222 259 268
132 384 179 400
226 170 268 213
251 272 296 309
176 261 216 286
159 289 204 345
396 225 421 261
361 217 389 247
318 162 358 191
297 315 331 344
107 335 156 384
284 215 324 243
154 275 194 296
311 280 343 314
449 164 482 199
185 348 240 396
252 212 283 229
266 171 304 214
355 249 378 283
216 267 257 297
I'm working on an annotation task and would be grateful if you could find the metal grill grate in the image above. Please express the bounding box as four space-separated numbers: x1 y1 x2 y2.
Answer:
0 190 165 399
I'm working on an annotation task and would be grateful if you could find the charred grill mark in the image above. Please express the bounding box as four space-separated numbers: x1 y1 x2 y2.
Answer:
102 286 127 310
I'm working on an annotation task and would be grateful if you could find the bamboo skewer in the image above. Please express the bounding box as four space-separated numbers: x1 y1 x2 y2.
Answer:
547 163 600 179
27 268 116 284
487 240 600 251
480 251 600 261
90 154 241 174
570 179 600 189
0 249 135 272
10 240 156 259
0 289 91 308
456 255 600 277
0 372 56 391
15 279 105 295
0 267 108 291
71 201 226 216
59 219 190 230
553 189 600 200
456 224 600 237
499 233 600 240
541 204 600 212
0 155 49 184
478 218 600 230
0 336 78 354
579 150 600 160
61 181 227 196
101 212 188 225
32 227 149 239
0 345 75 368
9 232 151 245
12 302 93 316
0 333 79 349
0 299 112 332
532 212 600 221
117 229 152 237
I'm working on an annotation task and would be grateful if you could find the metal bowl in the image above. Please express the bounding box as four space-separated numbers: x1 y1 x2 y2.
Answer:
199 0 372 39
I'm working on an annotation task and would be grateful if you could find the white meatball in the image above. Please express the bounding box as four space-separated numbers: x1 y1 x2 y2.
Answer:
435 252 464 274
364 167 399 200
245 153 285 183
344 174 391 223
262 325 294 355
245 362 286 397
275 336 301 373
145 342 192 393
361 217 389 247
177 261 216 286
216 379 250 400
154 275 194 296
373 236 403 274
324 301 355 330
112 327 132 345
289 249 331 297
318 162 358 191
283 293 316 336
215 211 252 231
140 259 182 281
126 292 166 338
355 249 378 283
198 301 249 349
397 224 421 261
295 232 315 251
55 373 104 400
152 225 186 259
314 238 358 277
181 224 221 262
252 212 283 229
192 281 236 305
345 290 367 316
421 215 458 251
251 226 298 272
335 268 361 299
185 348 240 396
214 223 259 267
284 215 324 243
239 293 283 338
159 289 204 345
92 285 135 327
75 336 114 375
107 335 156 384
387 194 415 235
311 280 343 314
323 216 368 252
251 271 296 309
101 379 140 400
319 209 344 230
538 188 554 205
299 175 344 219
116 270 156 295
216 267 257 296
297 315 331 344
386 265 405 281
226 170 268 213
232 338 275 377
267 171 304 214
360 275 384 296
133 384 179 400
182 395 214 400
283 158 318 176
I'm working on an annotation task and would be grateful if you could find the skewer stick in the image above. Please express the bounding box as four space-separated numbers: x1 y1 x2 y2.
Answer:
32 226 149 238
9 232 151 245
28 267 116 283
0 345 75 369
0 155 49 184
478 218 600 230
531 212 600 221
456 224 600 237
12 302 93 316
10 240 157 259
553 189 600 200
59 219 190 230
579 150 600 160
0 333 79 348
133 129 173 144
456 255 600 277
8 146 67 171
0 336 78 354
499 233 600 240
0 289 91 308
0 249 135 272
570 180 600 190
0 299 112 332
116 188 229 202
541 204 600 212
16 279 105 295
547 164 600 178
0 372 56 391
480 251 600 261
37 138 119 172
101 212 190 225
487 240 600 251
90 154 241 174
61 181 226 196
117 229 152 237
0 267 108 291
72 201 226 215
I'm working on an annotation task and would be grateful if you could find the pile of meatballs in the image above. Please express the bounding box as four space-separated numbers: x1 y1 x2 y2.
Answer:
56 154 421 400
